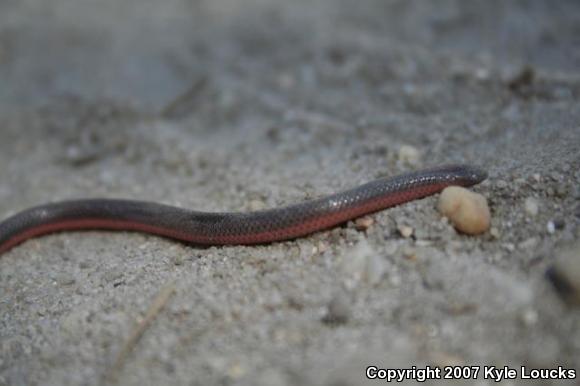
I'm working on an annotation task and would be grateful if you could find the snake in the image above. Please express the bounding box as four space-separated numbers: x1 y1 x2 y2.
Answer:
0 164 486 254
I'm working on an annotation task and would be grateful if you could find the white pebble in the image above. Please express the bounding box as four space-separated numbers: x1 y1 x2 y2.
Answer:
398 225 414 238
504 243 515 252
475 67 490 80
524 197 539 217
520 308 538 326
248 199 267 211
437 187 491 235
398 145 421 166
388 272 402 287
354 216 374 231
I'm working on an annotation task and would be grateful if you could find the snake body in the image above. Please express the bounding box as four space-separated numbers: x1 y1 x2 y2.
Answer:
0 165 487 254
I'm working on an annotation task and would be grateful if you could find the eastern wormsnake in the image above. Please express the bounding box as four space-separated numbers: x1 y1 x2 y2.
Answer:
0 164 487 254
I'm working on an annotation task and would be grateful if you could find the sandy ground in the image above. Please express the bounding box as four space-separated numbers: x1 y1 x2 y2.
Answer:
1 1 579 385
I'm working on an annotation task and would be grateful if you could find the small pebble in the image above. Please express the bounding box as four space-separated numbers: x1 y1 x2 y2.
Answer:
248 199 267 211
546 221 556 234
64 145 100 166
474 67 490 81
437 187 491 235
520 308 538 326
545 241 580 306
398 225 414 238
354 216 374 231
524 197 539 217
171 254 185 266
388 272 402 287
518 237 538 250
398 145 421 166
532 173 541 182
555 185 568 198
495 180 508 189
489 227 500 239
322 295 351 325
553 218 565 230
317 240 329 253
550 172 562 181
298 242 317 260
402 246 417 261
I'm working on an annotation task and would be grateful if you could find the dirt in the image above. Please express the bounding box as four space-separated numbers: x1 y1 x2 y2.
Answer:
0 1 579 385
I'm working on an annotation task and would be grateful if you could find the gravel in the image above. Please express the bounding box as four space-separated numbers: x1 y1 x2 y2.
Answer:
1 1 579 385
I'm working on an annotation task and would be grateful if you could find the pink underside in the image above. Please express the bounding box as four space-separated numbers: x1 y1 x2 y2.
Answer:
0 182 446 253
0 219 194 254
224 182 446 244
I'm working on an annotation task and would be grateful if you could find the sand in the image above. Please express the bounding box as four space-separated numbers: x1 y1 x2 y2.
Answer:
1 1 579 385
